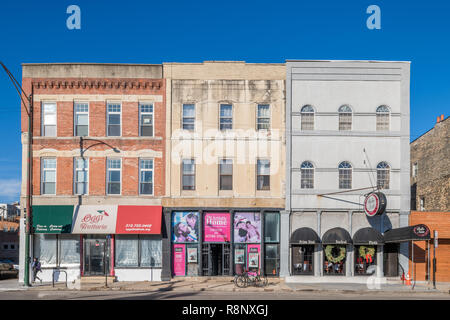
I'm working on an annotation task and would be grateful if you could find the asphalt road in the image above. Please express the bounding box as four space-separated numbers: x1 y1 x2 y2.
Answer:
0 289 449 300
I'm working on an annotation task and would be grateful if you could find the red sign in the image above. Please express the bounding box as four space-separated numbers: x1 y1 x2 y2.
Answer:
364 192 387 217
115 206 162 234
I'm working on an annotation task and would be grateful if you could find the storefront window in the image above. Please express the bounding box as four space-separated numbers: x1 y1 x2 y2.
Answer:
264 212 280 243
355 245 377 275
323 245 346 275
59 235 80 265
265 244 280 276
115 235 139 267
186 244 198 276
292 245 314 275
140 236 162 268
234 244 246 275
34 234 57 266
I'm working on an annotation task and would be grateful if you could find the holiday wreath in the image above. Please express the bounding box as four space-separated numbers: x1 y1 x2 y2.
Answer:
358 246 375 258
324 245 346 263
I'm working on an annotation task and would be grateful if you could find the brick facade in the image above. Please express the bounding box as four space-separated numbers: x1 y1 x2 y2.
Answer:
410 116 450 212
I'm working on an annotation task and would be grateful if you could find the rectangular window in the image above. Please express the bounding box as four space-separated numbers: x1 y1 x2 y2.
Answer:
74 103 89 136
107 158 121 195
107 103 121 136
182 104 195 131
220 104 233 131
58 235 80 265
42 102 57 137
34 234 57 266
412 163 418 178
219 159 233 190
140 103 154 137
265 244 280 276
182 159 195 190
139 159 153 195
420 197 425 211
257 105 270 130
74 158 89 195
264 212 280 243
257 159 270 190
339 113 352 131
41 158 56 195
115 235 162 268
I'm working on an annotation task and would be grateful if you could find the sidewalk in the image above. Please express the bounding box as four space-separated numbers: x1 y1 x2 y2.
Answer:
0 279 27 292
24 278 450 295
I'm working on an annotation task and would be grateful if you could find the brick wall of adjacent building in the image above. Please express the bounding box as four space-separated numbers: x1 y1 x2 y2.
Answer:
21 64 166 203
410 116 450 212
409 211 450 282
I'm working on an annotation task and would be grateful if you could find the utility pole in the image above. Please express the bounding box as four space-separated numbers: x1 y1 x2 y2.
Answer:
1 62 33 287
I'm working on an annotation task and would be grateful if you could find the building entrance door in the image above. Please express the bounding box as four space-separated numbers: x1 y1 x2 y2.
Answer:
384 243 399 277
201 243 231 276
84 236 109 276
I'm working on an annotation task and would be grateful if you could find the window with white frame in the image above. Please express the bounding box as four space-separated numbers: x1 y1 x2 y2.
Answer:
139 159 154 195
419 197 425 211
140 103 153 137
376 105 390 131
220 104 233 131
257 104 270 130
41 158 56 195
377 161 390 190
42 102 57 137
301 161 314 189
74 158 89 195
107 159 121 195
338 161 352 189
412 162 418 178
74 103 89 136
301 105 315 130
219 159 233 190
257 159 270 191
107 103 121 136
338 105 352 131
182 159 195 190
182 104 195 131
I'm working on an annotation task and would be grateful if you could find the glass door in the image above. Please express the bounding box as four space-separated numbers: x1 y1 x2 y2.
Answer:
84 237 109 276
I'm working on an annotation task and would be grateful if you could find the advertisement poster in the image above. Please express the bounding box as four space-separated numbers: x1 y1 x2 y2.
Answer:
187 247 198 263
234 249 245 264
247 245 261 269
172 211 199 243
173 244 186 276
234 212 261 243
204 213 230 242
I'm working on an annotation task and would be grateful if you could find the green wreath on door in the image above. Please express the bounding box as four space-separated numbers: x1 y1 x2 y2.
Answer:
358 246 375 258
324 245 346 263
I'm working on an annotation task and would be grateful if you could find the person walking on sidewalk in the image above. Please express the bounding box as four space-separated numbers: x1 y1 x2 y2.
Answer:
31 257 42 283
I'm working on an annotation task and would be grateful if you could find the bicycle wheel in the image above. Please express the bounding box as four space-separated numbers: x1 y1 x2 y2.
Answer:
235 275 247 288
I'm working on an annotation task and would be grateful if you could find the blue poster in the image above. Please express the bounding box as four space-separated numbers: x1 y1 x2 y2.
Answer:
172 211 199 243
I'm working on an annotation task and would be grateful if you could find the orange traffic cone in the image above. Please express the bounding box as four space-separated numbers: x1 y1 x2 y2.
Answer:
405 271 411 286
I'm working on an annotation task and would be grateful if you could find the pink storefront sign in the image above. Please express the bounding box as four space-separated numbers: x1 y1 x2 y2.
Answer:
247 244 261 271
173 244 186 276
203 213 230 242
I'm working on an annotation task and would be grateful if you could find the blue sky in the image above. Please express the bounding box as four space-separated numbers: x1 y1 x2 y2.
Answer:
0 0 449 203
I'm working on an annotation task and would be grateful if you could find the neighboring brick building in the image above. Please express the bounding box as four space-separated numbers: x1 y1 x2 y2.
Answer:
19 64 168 283
0 218 19 263
409 211 450 283
410 115 450 212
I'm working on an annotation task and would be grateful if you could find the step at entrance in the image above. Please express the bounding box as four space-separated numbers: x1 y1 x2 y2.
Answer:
81 276 116 284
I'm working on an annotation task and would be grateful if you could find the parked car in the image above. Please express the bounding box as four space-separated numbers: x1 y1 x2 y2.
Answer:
0 259 18 270
0 260 19 279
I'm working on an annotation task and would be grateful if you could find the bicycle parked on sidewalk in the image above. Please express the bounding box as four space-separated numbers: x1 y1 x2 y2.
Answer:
234 269 268 288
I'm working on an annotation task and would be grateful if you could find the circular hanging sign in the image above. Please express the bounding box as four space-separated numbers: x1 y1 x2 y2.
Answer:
413 224 430 237
364 192 387 217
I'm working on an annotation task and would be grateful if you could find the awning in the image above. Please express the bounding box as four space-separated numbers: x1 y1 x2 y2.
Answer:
290 227 321 244
33 205 162 234
322 227 352 244
32 205 74 234
384 224 431 243
353 227 384 245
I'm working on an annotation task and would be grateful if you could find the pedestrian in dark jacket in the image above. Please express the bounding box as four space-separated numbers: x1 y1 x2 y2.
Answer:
31 257 42 283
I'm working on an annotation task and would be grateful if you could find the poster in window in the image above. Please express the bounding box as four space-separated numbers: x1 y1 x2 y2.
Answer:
172 211 199 243
187 247 198 263
204 213 230 242
234 212 261 243
234 249 245 264
248 252 259 268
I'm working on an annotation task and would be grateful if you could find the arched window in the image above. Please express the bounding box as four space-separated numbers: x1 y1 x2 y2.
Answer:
301 105 315 130
376 105 390 131
338 161 352 189
377 161 390 189
301 161 314 189
338 105 352 131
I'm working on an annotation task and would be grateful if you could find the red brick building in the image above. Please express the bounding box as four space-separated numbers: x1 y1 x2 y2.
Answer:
20 64 168 283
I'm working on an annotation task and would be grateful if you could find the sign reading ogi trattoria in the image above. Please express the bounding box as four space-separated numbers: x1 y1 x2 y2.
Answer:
364 192 387 217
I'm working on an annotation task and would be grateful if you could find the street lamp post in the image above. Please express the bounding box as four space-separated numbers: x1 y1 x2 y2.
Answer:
1 62 33 287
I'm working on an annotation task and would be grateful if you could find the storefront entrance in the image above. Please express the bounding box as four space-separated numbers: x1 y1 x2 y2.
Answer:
202 243 231 276
83 236 110 276
383 243 399 277
292 245 314 275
